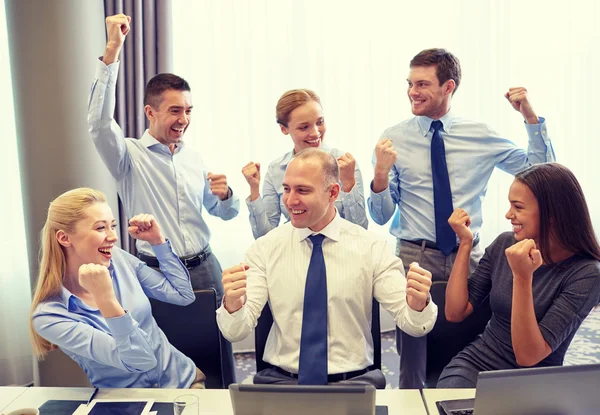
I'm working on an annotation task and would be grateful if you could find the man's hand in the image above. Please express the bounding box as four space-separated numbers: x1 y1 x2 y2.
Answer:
505 87 539 124
448 208 474 244
337 152 356 192
128 214 165 245
505 239 543 282
241 162 261 200
372 138 397 193
406 262 433 312
207 172 231 200
222 264 249 313
102 14 131 65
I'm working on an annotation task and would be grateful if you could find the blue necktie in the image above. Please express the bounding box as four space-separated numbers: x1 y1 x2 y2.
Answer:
430 120 456 256
298 234 328 385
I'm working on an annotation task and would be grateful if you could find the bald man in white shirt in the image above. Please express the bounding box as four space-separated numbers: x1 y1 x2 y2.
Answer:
217 148 437 388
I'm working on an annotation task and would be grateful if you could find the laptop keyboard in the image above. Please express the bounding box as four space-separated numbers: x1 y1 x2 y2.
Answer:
448 410 473 415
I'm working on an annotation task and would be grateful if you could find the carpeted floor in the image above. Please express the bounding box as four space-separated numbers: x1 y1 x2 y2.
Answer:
233 307 600 388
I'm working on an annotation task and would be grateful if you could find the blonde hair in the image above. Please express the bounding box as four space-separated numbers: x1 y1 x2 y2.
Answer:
275 89 322 127
30 187 107 359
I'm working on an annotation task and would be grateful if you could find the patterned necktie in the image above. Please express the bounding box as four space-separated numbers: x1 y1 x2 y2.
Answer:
298 234 328 385
430 120 456 256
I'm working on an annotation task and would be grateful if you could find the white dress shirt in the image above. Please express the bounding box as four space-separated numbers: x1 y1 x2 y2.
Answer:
217 212 437 374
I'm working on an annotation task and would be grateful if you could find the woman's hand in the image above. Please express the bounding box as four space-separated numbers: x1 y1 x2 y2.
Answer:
128 214 165 245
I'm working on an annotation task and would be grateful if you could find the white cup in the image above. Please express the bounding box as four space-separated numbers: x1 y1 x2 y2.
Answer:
173 394 199 415
4 408 39 415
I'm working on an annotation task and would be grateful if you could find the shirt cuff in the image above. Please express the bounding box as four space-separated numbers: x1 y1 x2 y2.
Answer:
106 311 138 336
246 195 266 216
216 302 247 331
524 116 549 141
340 184 359 206
95 58 120 86
369 183 391 202
406 300 438 335
218 187 237 207
151 238 176 259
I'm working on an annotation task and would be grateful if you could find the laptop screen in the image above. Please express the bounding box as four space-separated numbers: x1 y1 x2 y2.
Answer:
229 384 377 415
473 364 600 415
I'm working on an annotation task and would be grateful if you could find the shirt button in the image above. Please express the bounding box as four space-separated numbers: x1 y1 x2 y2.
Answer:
542 130 546 134
535 131 539 135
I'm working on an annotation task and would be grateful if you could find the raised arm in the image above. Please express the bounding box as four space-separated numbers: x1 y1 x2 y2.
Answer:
506 239 552 367
246 166 283 239
33 263 157 372
336 153 368 229
372 240 437 337
127 214 194 305
368 138 399 225
498 87 555 173
87 14 132 181
217 241 269 341
445 209 476 322
203 171 240 220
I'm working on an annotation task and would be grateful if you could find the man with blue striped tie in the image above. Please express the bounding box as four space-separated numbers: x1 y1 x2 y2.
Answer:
217 148 438 388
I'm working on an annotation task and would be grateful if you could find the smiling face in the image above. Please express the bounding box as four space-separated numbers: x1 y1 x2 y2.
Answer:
407 65 453 119
145 89 193 149
280 100 326 153
58 202 119 268
505 180 540 242
282 157 339 232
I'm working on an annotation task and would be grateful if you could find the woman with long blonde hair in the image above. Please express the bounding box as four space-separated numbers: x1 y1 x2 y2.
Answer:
241 89 368 238
30 188 205 388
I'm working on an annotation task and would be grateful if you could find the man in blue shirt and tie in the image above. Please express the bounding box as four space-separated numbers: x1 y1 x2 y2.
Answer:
88 14 240 301
368 48 555 389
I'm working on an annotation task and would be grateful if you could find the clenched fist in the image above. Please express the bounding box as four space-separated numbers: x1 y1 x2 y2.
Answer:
207 172 231 200
222 263 249 313
505 239 542 281
406 262 433 312
337 152 356 192
103 14 130 65
128 214 165 245
504 87 539 124
448 208 473 244
374 138 397 174
241 162 261 200
78 263 114 300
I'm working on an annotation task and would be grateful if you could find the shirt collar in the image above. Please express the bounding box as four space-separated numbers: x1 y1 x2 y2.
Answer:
294 208 342 244
416 110 454 136
140 130 185 152
278 144 332 167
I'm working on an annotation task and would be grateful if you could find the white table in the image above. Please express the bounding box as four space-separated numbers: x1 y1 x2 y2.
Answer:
2 387 428 414
421 388 476 414
0 387 28 413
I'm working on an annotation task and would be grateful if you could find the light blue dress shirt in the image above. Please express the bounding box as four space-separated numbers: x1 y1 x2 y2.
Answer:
88 59 240 256
246 146 368 239
368 112 555 242
32 241 196 388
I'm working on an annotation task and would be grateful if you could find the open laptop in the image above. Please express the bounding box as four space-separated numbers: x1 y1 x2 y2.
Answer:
437 363 600 415
229 384 383 415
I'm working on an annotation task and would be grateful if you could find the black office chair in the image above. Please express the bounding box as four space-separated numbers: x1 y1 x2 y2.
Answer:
424 280 492 388
255 298 382 373
149 289 235 389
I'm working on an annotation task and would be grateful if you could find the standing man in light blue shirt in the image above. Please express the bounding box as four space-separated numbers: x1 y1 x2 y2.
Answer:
368 48 555 389
88 14 239 301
